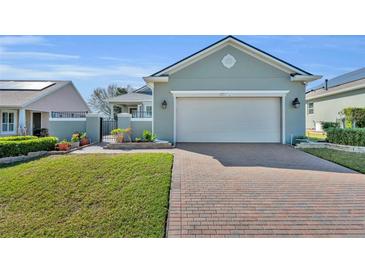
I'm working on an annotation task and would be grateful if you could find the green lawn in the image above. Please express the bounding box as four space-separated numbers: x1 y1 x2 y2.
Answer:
301 148 365 174
0 153 173 237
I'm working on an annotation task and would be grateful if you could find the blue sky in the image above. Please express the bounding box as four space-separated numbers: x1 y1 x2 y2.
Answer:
1 35 364 101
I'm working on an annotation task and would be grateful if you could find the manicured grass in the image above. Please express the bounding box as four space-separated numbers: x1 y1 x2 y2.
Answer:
0 153 173 237
302 148 365 174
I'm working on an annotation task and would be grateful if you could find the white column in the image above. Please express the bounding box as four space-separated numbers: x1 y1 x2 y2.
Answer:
18 108 26 135
110 103 114 119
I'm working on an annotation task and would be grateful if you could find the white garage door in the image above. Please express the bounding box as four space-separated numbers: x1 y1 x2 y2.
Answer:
176 97 281 143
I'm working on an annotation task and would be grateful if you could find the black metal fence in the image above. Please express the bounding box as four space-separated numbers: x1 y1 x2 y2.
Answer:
100 117 117 142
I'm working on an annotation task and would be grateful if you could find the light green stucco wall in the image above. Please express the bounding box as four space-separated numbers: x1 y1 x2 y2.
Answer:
306 88 365 129
49 120 86 141
153 45 306 144
131 121 152 139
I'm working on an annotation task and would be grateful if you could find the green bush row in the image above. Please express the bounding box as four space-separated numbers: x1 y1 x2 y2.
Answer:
0 135 38 141
326 128 365 147
0 137 58 158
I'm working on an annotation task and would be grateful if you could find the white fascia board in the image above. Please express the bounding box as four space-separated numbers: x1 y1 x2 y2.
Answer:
143 76 169 84
156 38 309 76
291 75 322 82
171 90 290 97
109 99 152 103
306 82 365 100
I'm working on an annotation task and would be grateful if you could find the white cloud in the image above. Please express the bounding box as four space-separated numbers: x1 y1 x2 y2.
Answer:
0 51 79 60
0 64 156 80
0 36 47 46
0 36 80 60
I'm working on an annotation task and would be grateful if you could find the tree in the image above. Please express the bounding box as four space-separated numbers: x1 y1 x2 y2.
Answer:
88 84 132 116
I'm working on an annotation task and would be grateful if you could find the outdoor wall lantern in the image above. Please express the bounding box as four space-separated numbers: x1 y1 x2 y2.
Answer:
161 100 167 109
292 98 300 108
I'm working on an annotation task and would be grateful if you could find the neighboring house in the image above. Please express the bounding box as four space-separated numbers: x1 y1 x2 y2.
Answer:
0 80 90 136
137 35 320 144
306 67 365 131
108 85 152 119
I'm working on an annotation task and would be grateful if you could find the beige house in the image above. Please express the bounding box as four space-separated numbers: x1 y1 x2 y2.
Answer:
0 80 90 136
306 67 365 131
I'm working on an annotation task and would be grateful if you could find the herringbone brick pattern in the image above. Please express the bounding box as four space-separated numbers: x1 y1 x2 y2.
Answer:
166 143 365 238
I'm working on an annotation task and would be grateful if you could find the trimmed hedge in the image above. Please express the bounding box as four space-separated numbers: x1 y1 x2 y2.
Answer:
327 128 365 147
0 137 58 158
0 136 38 142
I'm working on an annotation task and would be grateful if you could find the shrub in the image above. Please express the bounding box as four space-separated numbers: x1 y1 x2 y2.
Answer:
0 136 38 142
0 137 58 158
111 128 123 135
326 128 365 147
321 121 339 132
142 130 157 142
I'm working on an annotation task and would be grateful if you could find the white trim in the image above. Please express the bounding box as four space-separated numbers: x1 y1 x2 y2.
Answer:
172 90 288 145
173 94 177 144
151 83 155 134
143 76 169 84
281 96 286 144
49 118 86 121
291 75 322 82
171 90 290 97
306 81 365 100
29 110 33 134
0 109 17 135
153 38 311 78
108 99 152 103
131 118 152 122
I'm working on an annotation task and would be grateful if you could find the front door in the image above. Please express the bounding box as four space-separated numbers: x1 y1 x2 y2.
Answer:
32 112 41 134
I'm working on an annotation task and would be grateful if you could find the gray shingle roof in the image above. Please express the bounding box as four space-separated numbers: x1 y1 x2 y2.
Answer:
133 85 152 95
108 92 151 103
0 80 70 107
309 67 365 92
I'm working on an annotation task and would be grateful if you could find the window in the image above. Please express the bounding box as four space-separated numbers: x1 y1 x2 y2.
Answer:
307 103 314 114
2 111 16 133
146 106 152 114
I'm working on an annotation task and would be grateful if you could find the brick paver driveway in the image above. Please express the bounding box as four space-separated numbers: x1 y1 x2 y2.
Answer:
167 143 365 237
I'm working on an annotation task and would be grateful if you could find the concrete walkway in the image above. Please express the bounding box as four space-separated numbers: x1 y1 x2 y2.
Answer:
71 143 173 154
167 143 365 237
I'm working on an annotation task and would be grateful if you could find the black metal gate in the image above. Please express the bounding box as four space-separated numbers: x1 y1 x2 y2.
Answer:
100 117 117 142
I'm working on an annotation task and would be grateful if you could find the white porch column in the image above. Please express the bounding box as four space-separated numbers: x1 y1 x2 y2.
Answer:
18 108 26 135
110 103 114 119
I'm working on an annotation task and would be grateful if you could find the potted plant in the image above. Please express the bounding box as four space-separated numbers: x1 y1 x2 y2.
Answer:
57 140 71 151
70 133 80 148
80 132 90 146
111 128 124 143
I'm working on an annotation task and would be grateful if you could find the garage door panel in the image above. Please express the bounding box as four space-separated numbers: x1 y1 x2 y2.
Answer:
176 97 281 143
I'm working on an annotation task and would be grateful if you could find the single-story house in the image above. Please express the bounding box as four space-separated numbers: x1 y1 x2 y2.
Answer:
0 80 90 136
113 35 321 144
108 85 152 119
306 67 365 131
